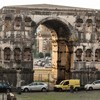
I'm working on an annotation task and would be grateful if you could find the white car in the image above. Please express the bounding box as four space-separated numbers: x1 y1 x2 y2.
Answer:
84 80 100 90
21 82 48 92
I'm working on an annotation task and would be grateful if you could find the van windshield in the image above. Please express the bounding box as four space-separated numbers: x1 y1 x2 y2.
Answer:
59 81 65 85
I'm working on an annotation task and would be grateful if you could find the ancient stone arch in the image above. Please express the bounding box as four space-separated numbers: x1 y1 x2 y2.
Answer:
1 4 100 86
33 17 76 83
4 47 11 60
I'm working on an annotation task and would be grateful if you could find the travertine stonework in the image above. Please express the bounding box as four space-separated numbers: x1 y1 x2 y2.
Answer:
0 4 100 85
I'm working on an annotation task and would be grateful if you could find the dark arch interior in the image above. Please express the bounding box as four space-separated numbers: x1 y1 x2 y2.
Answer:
41 19 71 39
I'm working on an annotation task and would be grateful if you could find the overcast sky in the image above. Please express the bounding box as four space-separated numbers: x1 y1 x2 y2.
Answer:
1 0 100 9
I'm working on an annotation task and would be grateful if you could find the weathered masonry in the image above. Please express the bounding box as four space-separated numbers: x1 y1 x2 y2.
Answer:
0 4 100 86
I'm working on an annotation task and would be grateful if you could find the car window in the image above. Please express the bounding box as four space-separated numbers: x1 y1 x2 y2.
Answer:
94 80 100 84
38 82 44 85
29 83 33 86
0 83 3 87
29 83 37 86
33 82 37 85
3 83 7 87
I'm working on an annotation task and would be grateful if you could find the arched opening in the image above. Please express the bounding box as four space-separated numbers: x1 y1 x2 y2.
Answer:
14 48 21 62
75 18 83 27
23 48 32 61
86 19 92 24
34 18 74 83
0 48 1 60
85 49 92 61
14 16 22 30
4 15 12 32
75 48 83 61
4 47 11 60
95 49 100 61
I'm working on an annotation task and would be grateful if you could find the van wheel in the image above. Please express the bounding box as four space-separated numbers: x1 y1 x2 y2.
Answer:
59 88 62 92
89 87 93 91
6 89 11 93
24 88 29 92
41 88 47 92
75 87 78 91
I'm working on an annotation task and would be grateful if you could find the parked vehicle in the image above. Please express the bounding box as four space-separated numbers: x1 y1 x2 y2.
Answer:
54 79 80 91
0 82 11 92
21 82 48 92
84 80 100 90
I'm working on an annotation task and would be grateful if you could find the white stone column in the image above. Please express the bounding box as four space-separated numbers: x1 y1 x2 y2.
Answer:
16 70 21 87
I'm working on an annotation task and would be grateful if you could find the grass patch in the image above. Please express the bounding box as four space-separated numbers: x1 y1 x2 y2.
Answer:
15 91 100 100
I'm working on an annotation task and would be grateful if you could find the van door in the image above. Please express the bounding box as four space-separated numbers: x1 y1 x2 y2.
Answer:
62 81 70 90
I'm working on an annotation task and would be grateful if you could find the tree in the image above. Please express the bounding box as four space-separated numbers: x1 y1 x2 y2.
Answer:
45 53 51 57
38 52 44 58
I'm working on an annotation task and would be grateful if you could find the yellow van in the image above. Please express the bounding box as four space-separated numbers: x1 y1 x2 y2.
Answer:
54 79 80 91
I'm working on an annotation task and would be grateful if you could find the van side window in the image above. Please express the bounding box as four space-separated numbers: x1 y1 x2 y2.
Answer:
64 81 69 85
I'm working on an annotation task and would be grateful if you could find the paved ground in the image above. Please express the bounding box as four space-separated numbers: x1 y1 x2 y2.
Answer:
0 93 7 100
0 93 16 100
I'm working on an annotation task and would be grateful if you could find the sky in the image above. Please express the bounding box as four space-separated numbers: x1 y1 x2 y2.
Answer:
0 0 100 10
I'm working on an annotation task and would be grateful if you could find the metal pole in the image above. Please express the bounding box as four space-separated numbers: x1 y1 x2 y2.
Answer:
2 70 4 100
48 73 50 91
88 65 89 83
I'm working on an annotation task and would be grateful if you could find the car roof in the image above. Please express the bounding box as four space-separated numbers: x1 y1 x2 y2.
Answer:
95 80 100 81
31 82 46 84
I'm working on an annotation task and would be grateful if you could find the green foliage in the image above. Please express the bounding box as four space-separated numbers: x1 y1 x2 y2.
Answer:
38 52 44 58
45 53 51 57
34 51 39 58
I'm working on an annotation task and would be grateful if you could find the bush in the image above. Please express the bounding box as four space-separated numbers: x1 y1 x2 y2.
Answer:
38 52 44 58
45 53 51 57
